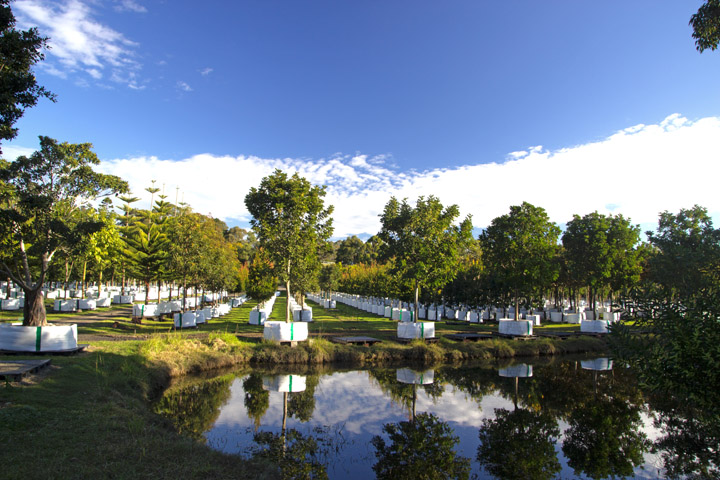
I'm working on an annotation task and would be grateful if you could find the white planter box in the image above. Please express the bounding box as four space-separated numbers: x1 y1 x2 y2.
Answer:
173 312 197 328
195 311 207 324
262 374 306 393
384 306 392 318
391 308 403 321
198 308 212 320
580 319 610 333
550 312 563 323
397 322 435 339
581 358 613 371
400 310 415 322
498 319 533 336
0 324 78 352
396 368 434 385
133 304 158 318
231 298 244 308
526 314 541 326
468 311 481 323
2 299 21 311
54 300 76 312
112 295 134 304
263 321 308 342
418 307 426 319
564 313 583 324
78 299 96 310
96 297 112 308
249 310 267 325
445 308 458 320
292 308 313 322
499 364 533 377
599 311 621 322
584 309 596 320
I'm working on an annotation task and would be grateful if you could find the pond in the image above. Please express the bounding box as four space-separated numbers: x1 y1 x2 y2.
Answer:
154 357 717 479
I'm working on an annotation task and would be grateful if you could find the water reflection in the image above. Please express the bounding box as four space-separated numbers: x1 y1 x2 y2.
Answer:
154 357 712 479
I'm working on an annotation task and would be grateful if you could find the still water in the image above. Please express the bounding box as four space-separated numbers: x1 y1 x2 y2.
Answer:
155 357 714 479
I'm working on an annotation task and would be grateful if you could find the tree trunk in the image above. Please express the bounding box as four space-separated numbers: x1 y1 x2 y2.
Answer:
81 260 87 299
514 288 520 322
6 277 11 298
414 279 420 323
285 279 291 323
98 269 103 297
23 287 47 326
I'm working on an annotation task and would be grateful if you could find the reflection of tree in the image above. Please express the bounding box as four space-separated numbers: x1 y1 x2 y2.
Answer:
372 412 470 480
154 374 233 441
562 396 649 479
650 396 720 479
243 374 269 431
252 429 329 480
477 408 560 480
287 374 319 422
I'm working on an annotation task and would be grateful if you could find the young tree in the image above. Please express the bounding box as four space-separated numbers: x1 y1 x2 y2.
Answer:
480 202 560 320
379 196 473 320
245 170 333 322
336 235 365 265
0 0 55 151
0 136 128 325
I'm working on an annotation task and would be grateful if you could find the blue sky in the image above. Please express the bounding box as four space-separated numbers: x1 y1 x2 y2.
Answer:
5 0 720 238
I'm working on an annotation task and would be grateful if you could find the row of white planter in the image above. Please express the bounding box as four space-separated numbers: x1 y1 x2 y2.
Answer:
249 292 280 326
306 293 336 309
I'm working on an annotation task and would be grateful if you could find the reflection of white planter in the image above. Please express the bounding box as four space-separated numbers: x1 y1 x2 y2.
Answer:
580 320 610 333
499 364 533 377
262 374 307 393
263 321 308 342
112 295 133 304
498 319 533 336
396 368 434 385
550 312 563 323
249 310 267 325
581 358 613 371
54 300 77 312
2 299 21 311
397 322 435 339
0 324 78 352
173 312 197 328
96 298 112 308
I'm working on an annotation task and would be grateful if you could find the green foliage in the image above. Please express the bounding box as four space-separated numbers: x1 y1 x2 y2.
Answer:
0 0 55 148
246 249 277 305
691 0 720 52
480 202 560 316
318 263 340 296
379 195 473 313
477 407 561 480
0 136 128 324
336 235 365 265
243 373 270 430
251 428 329 479
245 169 333 321
372 412 471 480
645 205 720 302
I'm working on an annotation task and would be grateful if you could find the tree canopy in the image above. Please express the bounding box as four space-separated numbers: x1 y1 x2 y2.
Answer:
0 136 128 325
0 0 55 151
691 0 720 52
245 169 333 322
379 195 472 318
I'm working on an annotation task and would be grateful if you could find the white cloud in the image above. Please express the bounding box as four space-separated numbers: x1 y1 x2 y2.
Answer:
14 0 141 88
200 67 213 76
114 0 146 13
89 114 720 238
177 81 192 92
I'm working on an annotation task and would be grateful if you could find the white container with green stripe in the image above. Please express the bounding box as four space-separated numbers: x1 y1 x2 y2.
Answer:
0 323 78 352
397 322 435 339
498 319 533 336
263 321 308 342
581 357 613 371
132 304 159 318
173 312 197 328
580 319 610 333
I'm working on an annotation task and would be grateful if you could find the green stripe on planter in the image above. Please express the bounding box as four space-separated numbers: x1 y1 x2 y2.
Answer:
527 321 531 335
141 304 144 317
179 312 183 327
289 375 293 392
420 322 425 338
35 326 42 352
290 323 294 341
420 373 424 384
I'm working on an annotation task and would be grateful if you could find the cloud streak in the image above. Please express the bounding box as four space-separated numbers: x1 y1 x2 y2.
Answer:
92 114 720 238
14 0 142 88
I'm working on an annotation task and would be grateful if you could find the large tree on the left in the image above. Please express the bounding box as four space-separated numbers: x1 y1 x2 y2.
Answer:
0 137 128 325
0 0 55 152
